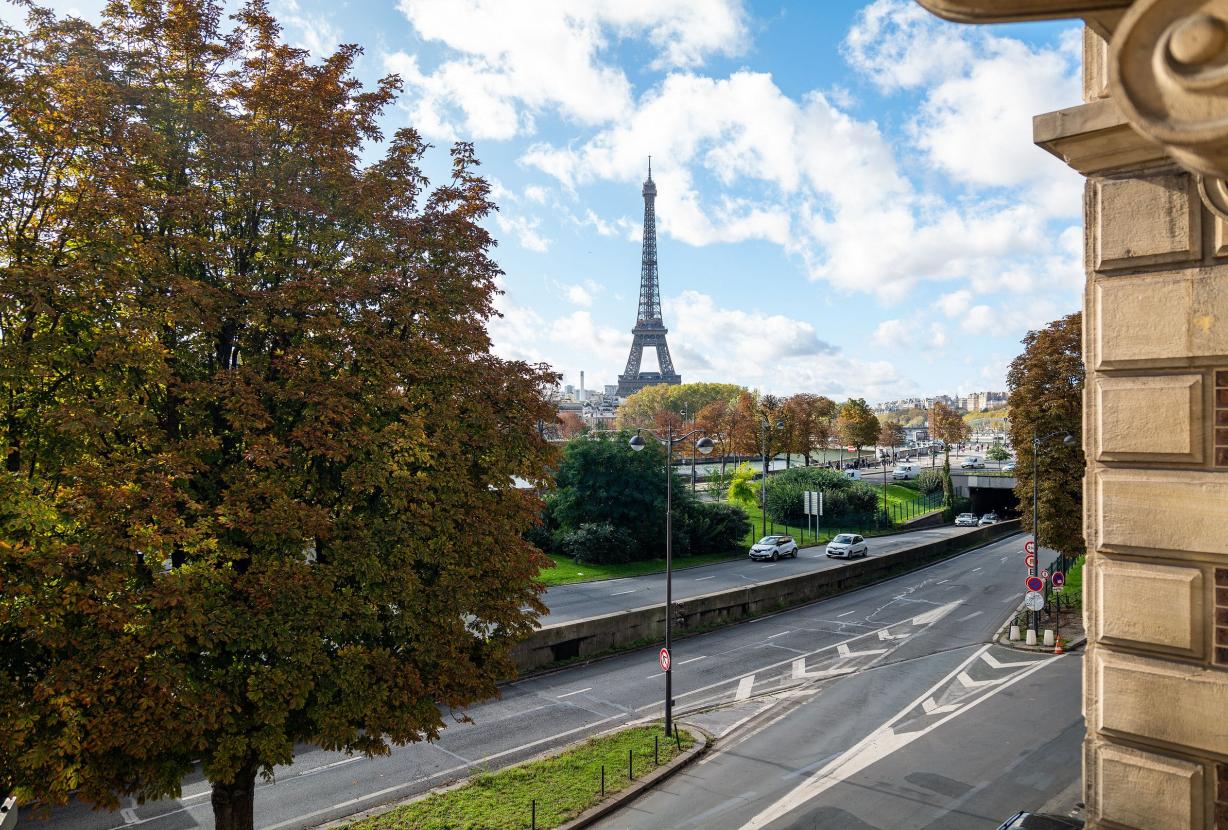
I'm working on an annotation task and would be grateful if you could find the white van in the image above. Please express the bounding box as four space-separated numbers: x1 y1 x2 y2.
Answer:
843 469 862 481
960 456 985 469
892 462 920 480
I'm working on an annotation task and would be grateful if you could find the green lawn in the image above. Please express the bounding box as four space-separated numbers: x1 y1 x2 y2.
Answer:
539 550 743 587
1062 554 1085 608
345 725 694 830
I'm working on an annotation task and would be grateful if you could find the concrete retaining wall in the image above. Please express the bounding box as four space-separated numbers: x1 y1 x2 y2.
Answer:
512 520 1021 673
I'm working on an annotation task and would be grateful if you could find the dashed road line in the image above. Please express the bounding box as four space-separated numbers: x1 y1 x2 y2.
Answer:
767 630 792 639
556 687 592 698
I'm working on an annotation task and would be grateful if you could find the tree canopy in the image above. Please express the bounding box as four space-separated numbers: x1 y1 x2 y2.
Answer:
1007 312 1085 559
615 382 744 430
836 398 879 452
0 4 555 829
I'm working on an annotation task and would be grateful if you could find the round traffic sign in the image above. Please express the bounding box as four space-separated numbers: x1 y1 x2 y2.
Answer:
1041 568 1050 579
1024 591 1044 611
1024 540 1036 555
1051 571 1066 587
1024 553 1036 569
1025 575 1044 592
659 647 671 672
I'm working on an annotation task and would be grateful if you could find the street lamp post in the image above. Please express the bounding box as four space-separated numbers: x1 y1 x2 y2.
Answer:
1030 429 1076 643
629 427 714 737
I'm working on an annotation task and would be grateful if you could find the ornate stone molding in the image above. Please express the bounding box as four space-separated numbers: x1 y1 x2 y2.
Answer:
917 0 1228 216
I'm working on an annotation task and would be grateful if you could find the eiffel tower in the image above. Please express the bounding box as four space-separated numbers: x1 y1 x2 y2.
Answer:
617 159 681 397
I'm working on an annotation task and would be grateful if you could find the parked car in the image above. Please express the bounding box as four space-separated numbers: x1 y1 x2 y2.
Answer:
825 533 868 558
994 812 1083 829
960 456 985 469
843 469 862 481
979 513 999 525
892 462 920 480
955 512 978 527
749 535 798 561
1002 460 1016 472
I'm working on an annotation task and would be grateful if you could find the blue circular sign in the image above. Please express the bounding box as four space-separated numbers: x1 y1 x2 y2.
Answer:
1025 575 1044 592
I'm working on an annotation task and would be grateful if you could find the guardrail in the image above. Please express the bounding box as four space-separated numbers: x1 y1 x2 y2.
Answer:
512 520 1021 673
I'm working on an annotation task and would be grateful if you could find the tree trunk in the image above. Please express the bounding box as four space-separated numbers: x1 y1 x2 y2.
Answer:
211 762 257 830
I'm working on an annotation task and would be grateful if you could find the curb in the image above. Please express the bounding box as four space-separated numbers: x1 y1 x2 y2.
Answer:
994 603 1087 653
556 724 710 830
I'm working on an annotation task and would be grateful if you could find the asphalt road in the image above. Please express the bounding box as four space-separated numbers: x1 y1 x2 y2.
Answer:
39 532 1075 830
542 523 985 624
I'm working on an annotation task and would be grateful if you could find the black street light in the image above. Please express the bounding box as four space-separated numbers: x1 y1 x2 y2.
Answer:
630 425 714 737
759 418 784 538
1030 429 1076 644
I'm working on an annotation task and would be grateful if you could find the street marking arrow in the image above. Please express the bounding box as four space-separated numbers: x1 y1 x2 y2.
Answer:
910 600 962 626
982 652 1039 670
837 643 888 659
878 630 908 640
956 670 1002 689
921 697 961 716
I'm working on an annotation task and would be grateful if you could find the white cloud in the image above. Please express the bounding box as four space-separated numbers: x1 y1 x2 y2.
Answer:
494 212 550 252
276 0 340 57
566 284 593 306
935 290 973 317
523 185 550 204
872 319 907 348
843 0 976 91
387 0 746 140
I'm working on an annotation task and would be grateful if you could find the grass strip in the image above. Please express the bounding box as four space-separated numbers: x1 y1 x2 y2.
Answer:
345 725 694 830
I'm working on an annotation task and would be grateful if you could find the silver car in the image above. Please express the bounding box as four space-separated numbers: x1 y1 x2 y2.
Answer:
955 512 978 527
825 533 868 558
749 535 798 561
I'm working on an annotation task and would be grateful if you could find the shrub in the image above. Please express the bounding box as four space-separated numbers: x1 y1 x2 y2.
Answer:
561 523 637 565
763 466 875 525
916 468 944 495
684 502 751 554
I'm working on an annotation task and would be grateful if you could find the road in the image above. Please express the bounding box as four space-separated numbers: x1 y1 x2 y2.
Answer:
41 532 1077 830
542 523 986 623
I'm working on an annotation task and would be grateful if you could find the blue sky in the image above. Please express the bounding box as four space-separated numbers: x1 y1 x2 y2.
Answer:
13 0 1086 402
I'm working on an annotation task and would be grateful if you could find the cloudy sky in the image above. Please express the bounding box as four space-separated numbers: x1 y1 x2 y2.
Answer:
13 0 1085 402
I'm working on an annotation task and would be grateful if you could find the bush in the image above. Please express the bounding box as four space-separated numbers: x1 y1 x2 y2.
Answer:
524 494 560 555
684 502 751 554
763 466 875 525
916 468 944 495
560 523 637 565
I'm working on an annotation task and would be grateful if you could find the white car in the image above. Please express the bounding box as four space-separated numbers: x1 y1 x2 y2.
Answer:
1002 461 1016 472
978 513 999 525
960 457 985 469
955 512 978 527
892 462 920 480
825 533 868 558
749 535 798 561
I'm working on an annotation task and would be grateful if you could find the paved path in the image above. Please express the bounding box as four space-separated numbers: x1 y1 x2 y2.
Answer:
41 532 1079 830
542 523 985 624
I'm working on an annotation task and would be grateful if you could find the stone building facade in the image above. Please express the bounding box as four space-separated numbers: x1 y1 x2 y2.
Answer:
915 2 1228 827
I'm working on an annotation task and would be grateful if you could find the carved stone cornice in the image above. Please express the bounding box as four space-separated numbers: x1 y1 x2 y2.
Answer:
916 0 1228 217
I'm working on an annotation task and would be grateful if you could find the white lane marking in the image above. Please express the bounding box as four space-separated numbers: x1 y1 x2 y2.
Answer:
556 687 592 698
766 630 792 639
956 670 1000 689
735 675 755 701
298 755 363 777
910 601 962 626
740 647 1057 829
971 567 982 572
677 656 707 666
936 579 949 585
956 611 983 622
611 590 637 596
1003 594 1019 603
836 610 856 617
695 575 717 581
878 630 908 640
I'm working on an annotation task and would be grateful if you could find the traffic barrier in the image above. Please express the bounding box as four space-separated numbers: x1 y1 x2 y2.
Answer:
512 520 1022 673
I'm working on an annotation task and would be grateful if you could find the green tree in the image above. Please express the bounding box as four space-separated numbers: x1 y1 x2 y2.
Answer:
928 401 969 515
836 398 880 459
727 462 758 508
1007 312 1085 559
615 382 744 430
0 6 555 830
877 419 905 452
987 443 1011 463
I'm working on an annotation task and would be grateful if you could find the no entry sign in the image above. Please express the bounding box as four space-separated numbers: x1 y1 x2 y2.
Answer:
1024 540 1036 555
659 647 671 672
1026 575 1045 592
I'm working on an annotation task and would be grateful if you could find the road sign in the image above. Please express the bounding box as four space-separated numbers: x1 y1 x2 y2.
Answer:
1024 540 1036 555
802 491 824 516
1025 575 1044 592
1041 568 1050 579
1024 591 1045 611
659 647 671 672
1052 571 1065 588
1025 553 1036 569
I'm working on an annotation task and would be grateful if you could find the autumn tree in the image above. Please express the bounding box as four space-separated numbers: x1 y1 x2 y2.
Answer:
0 5 555 830
836 398 879 461
557 411 586 438
927 401 969 511
1007 312 1085 559
615 382 744 430
781 393 837 467
877 419 905 454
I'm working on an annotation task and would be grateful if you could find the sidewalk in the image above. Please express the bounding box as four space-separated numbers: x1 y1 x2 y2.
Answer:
998 603 1085 652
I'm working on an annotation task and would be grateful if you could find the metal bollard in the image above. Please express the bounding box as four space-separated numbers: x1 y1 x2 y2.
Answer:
675 729 682 751
629 748 633 781
601 765 605 797
531 799 536 830
655 735 659 766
